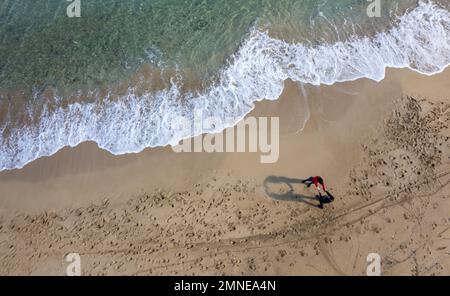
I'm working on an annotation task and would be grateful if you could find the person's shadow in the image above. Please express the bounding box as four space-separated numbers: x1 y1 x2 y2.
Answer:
263 176 320 208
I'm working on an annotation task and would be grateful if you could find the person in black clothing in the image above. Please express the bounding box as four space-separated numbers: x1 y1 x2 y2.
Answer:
317 192 334 209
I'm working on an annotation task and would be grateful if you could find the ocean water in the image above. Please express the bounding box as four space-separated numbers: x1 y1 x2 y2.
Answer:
0 0 449 171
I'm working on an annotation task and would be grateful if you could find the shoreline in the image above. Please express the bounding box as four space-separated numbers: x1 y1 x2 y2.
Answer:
2 1 450 172
1 67 449 210
0 67 449 275
0 67 408 211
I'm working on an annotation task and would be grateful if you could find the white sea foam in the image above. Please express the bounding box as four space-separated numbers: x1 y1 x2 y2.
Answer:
1 1 450 171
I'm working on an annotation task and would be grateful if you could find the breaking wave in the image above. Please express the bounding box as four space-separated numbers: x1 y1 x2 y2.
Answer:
1 1 450 171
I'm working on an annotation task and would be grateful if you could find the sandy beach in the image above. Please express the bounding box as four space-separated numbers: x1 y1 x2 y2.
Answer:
0 67 449 275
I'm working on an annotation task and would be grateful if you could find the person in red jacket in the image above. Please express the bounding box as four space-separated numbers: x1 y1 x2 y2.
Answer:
303 176 334 209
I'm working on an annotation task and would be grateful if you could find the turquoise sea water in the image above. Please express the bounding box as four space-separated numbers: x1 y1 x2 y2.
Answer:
0 0 449 170
0 0 418 92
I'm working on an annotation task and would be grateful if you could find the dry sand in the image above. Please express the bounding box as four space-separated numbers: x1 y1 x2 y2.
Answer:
0 68 449 275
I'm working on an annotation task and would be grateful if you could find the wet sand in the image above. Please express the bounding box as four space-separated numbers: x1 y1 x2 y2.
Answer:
0 68 449 275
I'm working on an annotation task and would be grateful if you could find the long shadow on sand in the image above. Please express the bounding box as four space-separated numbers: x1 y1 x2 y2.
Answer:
263 176 320 208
